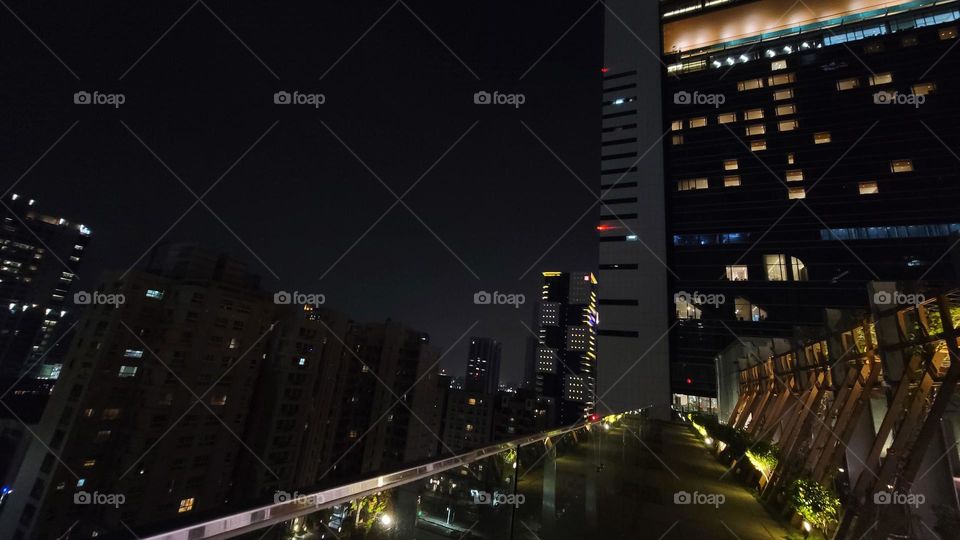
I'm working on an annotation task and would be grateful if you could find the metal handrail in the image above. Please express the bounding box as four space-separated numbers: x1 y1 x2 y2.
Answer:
141 417 612 540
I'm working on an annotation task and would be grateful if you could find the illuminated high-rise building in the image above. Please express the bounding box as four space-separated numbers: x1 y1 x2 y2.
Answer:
600 0 960 415
464 337 501 395
0 193 90 381
534 272 598 425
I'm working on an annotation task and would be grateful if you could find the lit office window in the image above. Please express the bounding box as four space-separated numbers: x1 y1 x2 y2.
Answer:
671 120 683 131
118 366 138 378
676 295 702 320
890 159 913 173
764 254 788 281
773 88 794 101
735 297 767 321
768 73 795 86
912 82 936 96
778 119 799 131
837 78 860 91
869 72 893 86
751 140 767 151
672 134 684 145
814 132 831 144
718 112 737 124
724 175 741 187
771 60 787 71
179 498 195 513
791 257 808 281
786 170 804 182
744 108 764 120
689 117 707 128
858 181 879 194
724 159 739 171
939 26 957 40
726 265 749 281
788 187 806 199
775 104 796 116
738 78 764 91
787 152 796 165
746 124 766 136
678 178 709 191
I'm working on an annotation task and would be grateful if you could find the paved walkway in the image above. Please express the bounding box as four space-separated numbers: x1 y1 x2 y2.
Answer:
515 417 789 539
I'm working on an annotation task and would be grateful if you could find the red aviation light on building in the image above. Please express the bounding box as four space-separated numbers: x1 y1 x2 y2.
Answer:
600 67 609 73
596 224 617 232
588 414 601 423
686 378 693 385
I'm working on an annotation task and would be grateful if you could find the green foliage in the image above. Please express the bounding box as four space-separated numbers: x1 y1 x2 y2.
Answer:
786 477 840 533
349 492 389 531
745 440 779 479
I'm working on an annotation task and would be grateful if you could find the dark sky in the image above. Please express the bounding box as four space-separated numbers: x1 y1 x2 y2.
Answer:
0 1 602 383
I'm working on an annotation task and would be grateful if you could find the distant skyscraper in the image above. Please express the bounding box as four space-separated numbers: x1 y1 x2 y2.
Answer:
535 272 598 425
0 193 90 380
464 337 501 395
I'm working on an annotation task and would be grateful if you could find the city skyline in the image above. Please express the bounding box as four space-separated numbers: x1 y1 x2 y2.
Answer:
0 1 603 385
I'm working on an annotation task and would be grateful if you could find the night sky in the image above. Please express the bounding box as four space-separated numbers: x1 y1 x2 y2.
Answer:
0 1 602 383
